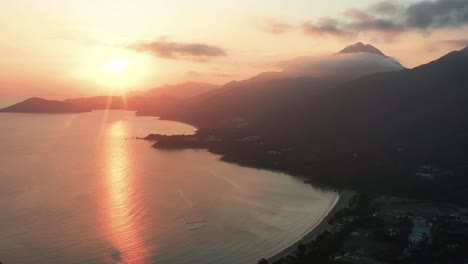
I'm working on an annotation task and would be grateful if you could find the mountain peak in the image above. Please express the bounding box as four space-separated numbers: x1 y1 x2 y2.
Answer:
338 42 387 57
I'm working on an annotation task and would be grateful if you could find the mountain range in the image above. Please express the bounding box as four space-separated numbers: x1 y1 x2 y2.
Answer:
128 81 220 99
2 43 468 203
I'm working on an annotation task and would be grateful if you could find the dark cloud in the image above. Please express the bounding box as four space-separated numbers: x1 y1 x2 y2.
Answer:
406 0 468 29
258 19 294 34
343 8 371 21
302 0 468 39
132 41 227 62
350 18 403 34
302 17 351 37
371 2 401 15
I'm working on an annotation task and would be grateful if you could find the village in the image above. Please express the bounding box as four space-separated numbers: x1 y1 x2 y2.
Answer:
265 194 468 264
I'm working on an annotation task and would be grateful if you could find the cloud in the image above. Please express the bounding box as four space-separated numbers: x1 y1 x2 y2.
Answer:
371 2 401 15
302 17 351 37
301 0 468 40
406 0 468 29
433 38 468 49
131 41 227 62
186 71 203 77
256 19 294 34
343 8 371 21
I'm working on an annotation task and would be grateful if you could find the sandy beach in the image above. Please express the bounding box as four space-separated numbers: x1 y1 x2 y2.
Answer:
266 189 356 263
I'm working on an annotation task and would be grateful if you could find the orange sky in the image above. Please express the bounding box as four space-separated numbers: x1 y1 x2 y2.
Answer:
1 0 468 106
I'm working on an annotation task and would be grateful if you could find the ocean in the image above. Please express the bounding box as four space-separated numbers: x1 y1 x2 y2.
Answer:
0 110 337 264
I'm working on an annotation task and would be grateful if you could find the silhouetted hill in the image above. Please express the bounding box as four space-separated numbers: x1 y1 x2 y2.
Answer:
1 95 183 116
63 96 127 110
158 46 468 203
63 95 183 116
170 44 404 126
131 81 220 99
0 97 89 113
171 46 468 145
162 76 342 128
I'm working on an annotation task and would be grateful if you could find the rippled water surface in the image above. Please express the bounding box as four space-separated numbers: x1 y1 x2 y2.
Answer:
0 111 337 264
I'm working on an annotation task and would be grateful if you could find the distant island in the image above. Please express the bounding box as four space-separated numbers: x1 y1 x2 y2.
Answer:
0 97 89 113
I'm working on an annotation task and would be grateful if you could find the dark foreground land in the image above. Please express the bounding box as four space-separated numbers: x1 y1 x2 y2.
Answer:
143 128 468 205
258 194 468 264
143 133 468 264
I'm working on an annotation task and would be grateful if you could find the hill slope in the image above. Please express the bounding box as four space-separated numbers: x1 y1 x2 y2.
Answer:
159 47 468 202
0 97 89 113
133 81 220 99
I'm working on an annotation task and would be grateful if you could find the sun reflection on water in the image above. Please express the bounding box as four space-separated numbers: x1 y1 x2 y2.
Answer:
101 121 149 264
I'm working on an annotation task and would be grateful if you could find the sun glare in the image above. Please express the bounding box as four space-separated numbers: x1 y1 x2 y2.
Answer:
101 58 130 73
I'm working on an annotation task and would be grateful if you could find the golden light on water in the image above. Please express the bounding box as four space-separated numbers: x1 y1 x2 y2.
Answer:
101 121 149 264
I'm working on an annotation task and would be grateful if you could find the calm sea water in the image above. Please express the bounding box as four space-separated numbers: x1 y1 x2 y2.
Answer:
0 111 337 264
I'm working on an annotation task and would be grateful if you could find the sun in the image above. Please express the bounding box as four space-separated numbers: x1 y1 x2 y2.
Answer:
101 57 130 73
73 53 150 93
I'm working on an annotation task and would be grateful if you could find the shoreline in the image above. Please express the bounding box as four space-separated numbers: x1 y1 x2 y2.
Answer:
143 132 358 263
266 189 355 263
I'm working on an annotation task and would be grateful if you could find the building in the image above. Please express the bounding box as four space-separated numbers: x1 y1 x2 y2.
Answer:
409 217 431 246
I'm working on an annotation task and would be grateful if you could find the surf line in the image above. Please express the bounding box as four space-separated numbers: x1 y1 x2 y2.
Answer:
185 220 208 225
189 225 207 231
